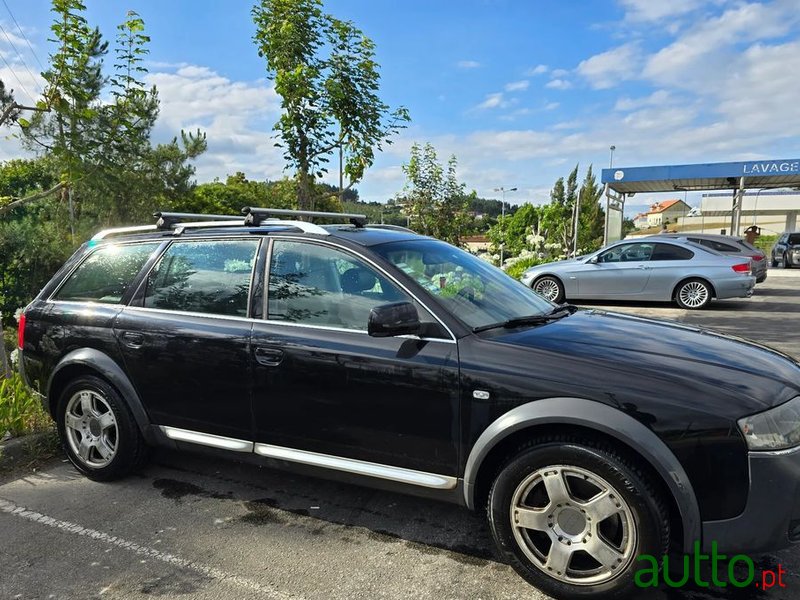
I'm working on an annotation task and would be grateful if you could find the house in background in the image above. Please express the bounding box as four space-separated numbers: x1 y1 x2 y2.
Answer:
633 213 649 229
643 199 691 228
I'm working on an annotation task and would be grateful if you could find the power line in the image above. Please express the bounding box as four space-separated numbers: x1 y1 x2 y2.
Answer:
0 21 41 97
1 0 44 72
0 48 35 104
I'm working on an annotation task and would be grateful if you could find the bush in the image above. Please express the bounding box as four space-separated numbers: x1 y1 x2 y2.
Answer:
0 373 50 438
504 256 547 280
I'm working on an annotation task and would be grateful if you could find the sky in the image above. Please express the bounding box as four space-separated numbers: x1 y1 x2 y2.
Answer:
1 0 800 217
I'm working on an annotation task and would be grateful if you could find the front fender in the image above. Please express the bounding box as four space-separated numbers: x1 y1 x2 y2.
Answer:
463 397 701 553
47 348 153 441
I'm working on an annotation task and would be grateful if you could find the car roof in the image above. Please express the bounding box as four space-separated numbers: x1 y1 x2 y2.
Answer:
658 233 745 243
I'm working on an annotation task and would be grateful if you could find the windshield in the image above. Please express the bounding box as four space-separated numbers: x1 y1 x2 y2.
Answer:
372 239 554 329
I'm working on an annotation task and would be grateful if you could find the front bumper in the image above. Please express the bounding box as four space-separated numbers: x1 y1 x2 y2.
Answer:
702 446 800 553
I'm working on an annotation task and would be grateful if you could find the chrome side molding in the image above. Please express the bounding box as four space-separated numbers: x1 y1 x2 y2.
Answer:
160 426 254 452
254 443 458 490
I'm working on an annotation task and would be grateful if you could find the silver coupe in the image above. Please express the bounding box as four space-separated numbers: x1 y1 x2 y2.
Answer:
520 238 755 309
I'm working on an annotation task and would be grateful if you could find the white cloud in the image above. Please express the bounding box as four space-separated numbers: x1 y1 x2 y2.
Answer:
576 43 640 89
504 80 529 92
618 0 703 23
614 89 672 111
457 60 481 69
544 102 560 111
545 79 572 90
526 64 548 76
474 92 510 110
550 68 570 78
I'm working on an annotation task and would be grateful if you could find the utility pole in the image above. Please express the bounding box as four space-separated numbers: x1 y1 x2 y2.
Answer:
494 186 517 266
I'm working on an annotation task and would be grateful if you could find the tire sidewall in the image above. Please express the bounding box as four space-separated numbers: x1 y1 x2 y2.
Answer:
56 375 141 481
488 442 667 600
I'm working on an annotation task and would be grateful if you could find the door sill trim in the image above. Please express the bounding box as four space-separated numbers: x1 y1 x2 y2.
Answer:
254 443 457 490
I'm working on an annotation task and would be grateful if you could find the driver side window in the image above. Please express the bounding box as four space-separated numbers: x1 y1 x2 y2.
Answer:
598 243 654 263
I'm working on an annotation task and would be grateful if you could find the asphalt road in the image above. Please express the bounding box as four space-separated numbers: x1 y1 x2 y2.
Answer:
1 269 798 600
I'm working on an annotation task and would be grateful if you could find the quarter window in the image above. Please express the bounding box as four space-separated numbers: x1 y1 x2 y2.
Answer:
55 243 159 304
268 241 425 331
144 240 260 317
651 244 694 261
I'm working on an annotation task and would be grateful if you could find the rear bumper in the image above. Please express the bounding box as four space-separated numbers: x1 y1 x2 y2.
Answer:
703 446 800 553
714 275 756 300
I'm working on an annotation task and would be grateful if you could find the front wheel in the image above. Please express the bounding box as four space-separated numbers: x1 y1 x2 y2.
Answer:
57 375 148 481
532 276 565 304
674 279 712 310
782 253 792 269
488 439 669 599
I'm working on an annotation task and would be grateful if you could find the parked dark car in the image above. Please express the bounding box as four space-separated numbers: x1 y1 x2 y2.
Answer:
655 233 768 283
18 209 800 599
772 232 800 268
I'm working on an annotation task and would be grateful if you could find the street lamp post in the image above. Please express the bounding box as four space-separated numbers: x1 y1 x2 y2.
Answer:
494 186 517 266
609 145 616 168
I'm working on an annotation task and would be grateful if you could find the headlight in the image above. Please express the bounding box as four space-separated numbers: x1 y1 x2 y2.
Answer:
738 397 800 451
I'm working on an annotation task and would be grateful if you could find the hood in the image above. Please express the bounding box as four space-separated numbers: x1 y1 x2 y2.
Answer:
487 309 800 415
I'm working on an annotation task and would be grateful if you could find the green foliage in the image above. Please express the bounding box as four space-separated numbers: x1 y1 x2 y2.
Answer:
252 0 408 211
505 256 547 280
0 373 49 437
399 142 474 245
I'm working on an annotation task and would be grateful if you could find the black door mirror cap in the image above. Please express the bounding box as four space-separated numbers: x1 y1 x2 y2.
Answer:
368 301 421 338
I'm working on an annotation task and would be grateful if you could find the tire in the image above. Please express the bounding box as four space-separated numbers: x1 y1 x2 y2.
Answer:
673 278 712 310
56 375 148 481
782 253 791 269
532 276 565 304
771 254 778 268
488 437 669 600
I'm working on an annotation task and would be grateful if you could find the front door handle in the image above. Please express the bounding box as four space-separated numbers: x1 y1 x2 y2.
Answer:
121 331 144 349
255 347 284 366
637 265 651 270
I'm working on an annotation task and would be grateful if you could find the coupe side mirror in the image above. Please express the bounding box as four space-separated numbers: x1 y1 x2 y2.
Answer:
587 256 599 264
368 301 421 337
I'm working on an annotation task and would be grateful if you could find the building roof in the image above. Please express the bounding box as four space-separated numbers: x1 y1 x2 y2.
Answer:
602 158 800 194
649 199 684 213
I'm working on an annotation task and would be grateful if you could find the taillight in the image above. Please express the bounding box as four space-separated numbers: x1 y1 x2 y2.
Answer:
750 255 764 262
732 263 751 273
18 312 25 348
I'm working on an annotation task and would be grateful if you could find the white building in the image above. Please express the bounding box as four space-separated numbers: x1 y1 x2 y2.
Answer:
698 190 799 234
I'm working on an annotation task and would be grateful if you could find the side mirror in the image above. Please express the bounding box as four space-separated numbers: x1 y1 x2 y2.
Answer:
587 256 599 264
368 301 421 337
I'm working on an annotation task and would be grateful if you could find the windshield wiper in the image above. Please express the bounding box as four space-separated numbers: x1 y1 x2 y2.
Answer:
473 304 579 333
548 303 579 316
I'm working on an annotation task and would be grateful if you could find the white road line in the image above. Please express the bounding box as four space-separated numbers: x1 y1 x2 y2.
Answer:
0 497 300 600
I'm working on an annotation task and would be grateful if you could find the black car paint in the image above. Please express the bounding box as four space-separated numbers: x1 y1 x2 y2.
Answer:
20 225 800 554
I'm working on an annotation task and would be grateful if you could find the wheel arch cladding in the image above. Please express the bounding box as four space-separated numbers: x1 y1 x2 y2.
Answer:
463 397 701 553
47 348 153 441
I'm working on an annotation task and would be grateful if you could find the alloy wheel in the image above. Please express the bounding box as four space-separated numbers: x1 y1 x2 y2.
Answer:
533 278 561 302
678 281 709 308
64 389 119 468
509 464 637 586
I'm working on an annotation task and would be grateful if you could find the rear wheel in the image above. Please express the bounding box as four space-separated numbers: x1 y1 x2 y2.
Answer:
532 276 565 304
782 252 792 269
488 438 669 599
674 278 712 310
57 375 148 481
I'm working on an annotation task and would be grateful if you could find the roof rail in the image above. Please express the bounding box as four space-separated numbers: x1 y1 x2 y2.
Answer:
243 207 368 228
91 224 158 241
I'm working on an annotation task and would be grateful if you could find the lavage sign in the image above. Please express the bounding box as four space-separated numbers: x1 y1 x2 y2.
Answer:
742 161 800 174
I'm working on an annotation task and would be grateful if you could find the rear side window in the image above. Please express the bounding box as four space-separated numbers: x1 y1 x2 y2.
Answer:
651 244 694 261
144 240 260 317
693 238 739 253
55 243 159 304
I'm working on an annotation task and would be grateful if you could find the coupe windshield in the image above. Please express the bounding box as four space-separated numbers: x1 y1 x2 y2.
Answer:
372 239 554 330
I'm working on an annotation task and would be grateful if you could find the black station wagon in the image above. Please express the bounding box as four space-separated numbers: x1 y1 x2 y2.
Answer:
18 208 800 598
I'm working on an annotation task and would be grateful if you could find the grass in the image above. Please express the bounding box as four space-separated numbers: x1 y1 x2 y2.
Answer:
0 372 52 438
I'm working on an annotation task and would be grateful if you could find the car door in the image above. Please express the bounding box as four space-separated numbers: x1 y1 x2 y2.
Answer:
576 242 655 298
114 238 262 441
642 243 696 299
250 238 460 480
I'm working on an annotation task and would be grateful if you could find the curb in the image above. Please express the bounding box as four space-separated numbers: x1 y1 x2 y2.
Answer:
0 431 56 469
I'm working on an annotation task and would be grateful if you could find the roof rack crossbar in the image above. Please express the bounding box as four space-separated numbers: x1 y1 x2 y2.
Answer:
243 207 368 228
154 211 242 230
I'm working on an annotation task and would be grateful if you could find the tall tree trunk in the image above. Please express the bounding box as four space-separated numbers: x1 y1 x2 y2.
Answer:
0 311 10 379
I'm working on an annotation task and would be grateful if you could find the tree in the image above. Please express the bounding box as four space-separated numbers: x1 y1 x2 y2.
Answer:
399 142 473 245
576 165 604 252
252 0 409 213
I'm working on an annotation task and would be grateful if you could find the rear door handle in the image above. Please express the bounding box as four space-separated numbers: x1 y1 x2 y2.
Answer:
254 347 284 366
121 331 144 349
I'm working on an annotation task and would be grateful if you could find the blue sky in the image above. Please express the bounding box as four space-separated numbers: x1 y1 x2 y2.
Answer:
2 0 800 216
